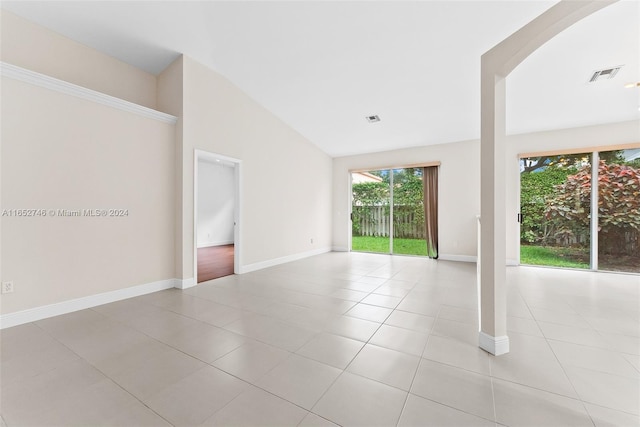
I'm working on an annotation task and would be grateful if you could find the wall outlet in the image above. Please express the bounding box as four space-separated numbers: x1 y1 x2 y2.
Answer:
310 238 314 244
2 281 14 294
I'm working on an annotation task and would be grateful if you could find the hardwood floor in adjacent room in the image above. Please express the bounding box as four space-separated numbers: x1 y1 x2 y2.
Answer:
198 244 234 282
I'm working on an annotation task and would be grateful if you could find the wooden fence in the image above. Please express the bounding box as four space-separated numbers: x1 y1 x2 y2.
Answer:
352 206 425 239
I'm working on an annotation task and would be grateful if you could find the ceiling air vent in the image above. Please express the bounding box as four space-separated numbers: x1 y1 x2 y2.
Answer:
366 115 380 123
589 66 623 83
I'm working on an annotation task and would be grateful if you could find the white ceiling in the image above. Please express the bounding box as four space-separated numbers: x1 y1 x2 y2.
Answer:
3 1 639 157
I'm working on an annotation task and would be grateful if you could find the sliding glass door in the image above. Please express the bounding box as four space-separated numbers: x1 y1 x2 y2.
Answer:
597 149 640 273
520 153 591 269
392 168 427 256
351 170 390 254
351 168 430 257
519 148 640 273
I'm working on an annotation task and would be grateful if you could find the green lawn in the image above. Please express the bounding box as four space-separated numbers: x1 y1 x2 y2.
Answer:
520 245 589 269
352 236 427 256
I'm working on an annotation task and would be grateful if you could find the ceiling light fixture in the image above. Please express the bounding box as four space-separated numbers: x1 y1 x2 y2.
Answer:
624 82 640 88
366 115 381 123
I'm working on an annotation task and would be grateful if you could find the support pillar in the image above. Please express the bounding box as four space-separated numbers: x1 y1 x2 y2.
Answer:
478 0 616 356
479 73 509 355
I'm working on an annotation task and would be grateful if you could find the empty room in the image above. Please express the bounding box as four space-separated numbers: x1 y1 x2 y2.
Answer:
1 1 639 426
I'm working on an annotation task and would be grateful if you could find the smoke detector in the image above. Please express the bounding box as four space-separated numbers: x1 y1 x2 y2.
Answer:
589 66 623 83
366 115 380 123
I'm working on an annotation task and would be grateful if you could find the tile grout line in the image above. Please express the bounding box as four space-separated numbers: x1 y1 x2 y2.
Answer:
30 321 177 427
394 294 442 426
195 263 405 425
8 254 636 426
519 291 597 427
96 298 325 425
304 263 405 422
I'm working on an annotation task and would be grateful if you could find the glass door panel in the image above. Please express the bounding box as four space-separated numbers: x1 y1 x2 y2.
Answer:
392 168 427 256
351 170 390 254
597 149 640 273
520 153 591 269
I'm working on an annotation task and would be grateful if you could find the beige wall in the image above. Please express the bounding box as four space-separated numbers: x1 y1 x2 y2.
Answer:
157 56 184 280
1 10 157 109
1 77 176 314
1 10 333 313
333 120 640 261
158 56 333 280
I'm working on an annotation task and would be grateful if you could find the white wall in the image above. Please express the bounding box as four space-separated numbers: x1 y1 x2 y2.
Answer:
1 77 176 314
1 13 176 316
156 56 184 279
159 55 334 279
2 11 334 315
332 120 640 262
197 160 235 247
1 10 157 109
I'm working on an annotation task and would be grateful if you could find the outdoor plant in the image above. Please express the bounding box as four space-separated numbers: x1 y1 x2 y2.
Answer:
351 169 425 238
520 164 576 244
545 161 640 255
352 181 389 236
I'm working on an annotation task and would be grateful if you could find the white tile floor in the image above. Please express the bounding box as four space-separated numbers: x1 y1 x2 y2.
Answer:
1 252 639 426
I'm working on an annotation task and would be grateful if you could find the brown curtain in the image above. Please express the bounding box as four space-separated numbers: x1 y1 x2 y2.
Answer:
423 166 439 259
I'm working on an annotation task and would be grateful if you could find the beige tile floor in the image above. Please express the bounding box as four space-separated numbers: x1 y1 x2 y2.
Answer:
1 252 639 426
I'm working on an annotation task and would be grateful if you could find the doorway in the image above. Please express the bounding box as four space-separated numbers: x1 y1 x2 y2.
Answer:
194 150 241 283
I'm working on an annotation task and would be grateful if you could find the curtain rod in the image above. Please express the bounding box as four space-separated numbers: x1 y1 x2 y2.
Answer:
519 142 640 159
349 161 441 173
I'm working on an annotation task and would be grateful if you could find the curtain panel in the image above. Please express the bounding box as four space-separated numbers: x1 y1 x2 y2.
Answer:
423 166 439 259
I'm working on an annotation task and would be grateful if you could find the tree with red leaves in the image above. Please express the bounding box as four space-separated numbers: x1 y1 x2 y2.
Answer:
545 161 640 255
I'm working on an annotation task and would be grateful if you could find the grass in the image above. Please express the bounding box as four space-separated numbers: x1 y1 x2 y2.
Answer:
353 239 636 272
520 245 589 269
352 236 427 256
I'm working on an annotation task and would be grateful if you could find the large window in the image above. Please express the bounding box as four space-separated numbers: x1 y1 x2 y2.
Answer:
519 148 640 273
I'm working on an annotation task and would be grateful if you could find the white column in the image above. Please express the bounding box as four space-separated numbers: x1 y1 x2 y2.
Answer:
479 71 509 355
478 0 616 356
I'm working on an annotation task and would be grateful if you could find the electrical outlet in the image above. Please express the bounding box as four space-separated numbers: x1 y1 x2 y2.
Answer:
2 281 14 294
310 238 314 244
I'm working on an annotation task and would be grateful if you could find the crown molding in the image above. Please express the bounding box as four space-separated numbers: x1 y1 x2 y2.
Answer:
1 62 178 125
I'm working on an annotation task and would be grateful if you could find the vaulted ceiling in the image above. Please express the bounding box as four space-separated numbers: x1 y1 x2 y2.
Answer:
3 1 638 157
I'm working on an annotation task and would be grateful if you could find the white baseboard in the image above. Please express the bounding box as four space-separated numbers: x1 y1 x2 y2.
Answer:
175 277 196 290
332 246 349 252
0 279 177 329
239 247 331 274
479 331 510 356
438 254 520 266
438 254 477 263
197 240 234 248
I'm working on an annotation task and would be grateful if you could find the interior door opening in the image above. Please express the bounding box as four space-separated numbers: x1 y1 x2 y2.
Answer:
195 150 241 283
